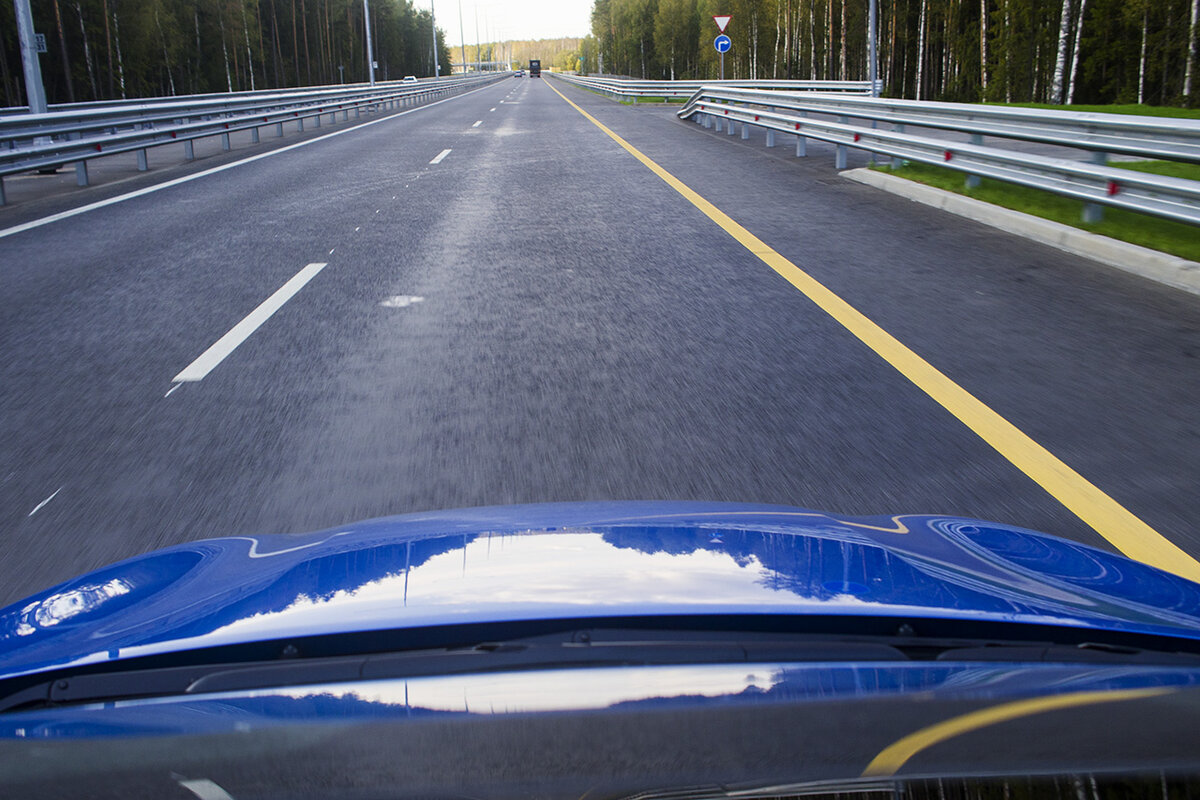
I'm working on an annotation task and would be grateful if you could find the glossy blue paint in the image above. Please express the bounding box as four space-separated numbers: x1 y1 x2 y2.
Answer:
3 501 1200 683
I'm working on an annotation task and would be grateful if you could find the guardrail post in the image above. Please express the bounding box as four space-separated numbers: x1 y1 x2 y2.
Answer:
75 160 89 186
184 140 195 159
137 149 148 171
966 134 983 188
314 113 321 127
741 118 750 140
835 144 848 169
0 177 6 206
1082 151 1108 223
251 127 260 144
795 110 808 157
766 129 775 147
275 121 284 137
297 117 304 132
891 123 905 169
221 132 231 151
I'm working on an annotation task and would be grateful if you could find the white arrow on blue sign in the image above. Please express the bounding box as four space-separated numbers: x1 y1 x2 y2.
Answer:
714 34 731 53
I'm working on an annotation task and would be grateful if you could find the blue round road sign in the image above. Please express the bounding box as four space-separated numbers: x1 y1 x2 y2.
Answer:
714 34 732 53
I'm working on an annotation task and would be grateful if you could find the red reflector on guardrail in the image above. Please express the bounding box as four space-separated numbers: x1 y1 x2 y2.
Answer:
1108 181 1120 196
853 133 860 142
754 115 759 121
95 144 102 151
944 150 953 161
795 123 801 130
171 132 177 138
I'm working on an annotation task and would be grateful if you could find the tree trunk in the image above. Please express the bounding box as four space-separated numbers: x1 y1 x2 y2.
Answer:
0 21 14 106
300 0 311 85
102 0 113 97
1185 0 1199 98
1049 0 1071 103
220 8 234 92
980 0 988 93
839 0 846 80
241 2 256 91
291 0 301 86
76 3 98 100
1065 0 1087 103
154 7 177 95
916 0 927 99
1138 6 1147 104
51 0 76 102
808 0 816 79
113 9 125 99
774 1 781 78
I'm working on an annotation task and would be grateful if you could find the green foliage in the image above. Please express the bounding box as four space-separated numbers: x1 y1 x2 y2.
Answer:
1 0 456 105
584 0 1200 106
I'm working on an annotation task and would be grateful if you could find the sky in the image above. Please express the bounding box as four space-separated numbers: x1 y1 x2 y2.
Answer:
433 0 593 47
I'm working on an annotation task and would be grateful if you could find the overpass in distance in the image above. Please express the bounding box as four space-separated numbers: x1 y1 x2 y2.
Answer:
1 75 1199 606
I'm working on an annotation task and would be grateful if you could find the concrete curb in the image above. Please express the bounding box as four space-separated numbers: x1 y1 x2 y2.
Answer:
842 167 1200 297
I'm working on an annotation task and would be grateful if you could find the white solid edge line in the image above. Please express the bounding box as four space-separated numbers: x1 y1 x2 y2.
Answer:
173 262 327 382
472 120 482 127
430 148 452 164
0 82 498 241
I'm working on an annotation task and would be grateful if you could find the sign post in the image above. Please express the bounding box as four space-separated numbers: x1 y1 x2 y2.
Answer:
712 15 731 81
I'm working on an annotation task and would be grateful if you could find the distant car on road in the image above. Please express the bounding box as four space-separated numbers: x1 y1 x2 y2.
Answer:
3 501 1200 797
514 70 524 78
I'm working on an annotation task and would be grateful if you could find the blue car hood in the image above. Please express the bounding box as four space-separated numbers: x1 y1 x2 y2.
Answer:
3 501 1200 681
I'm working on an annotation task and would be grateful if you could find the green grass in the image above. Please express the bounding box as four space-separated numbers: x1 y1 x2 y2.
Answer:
870 160 1200 262
985 102 1200 120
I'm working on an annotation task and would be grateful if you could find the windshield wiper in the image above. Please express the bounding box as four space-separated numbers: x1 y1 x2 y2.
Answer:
4 625 1200 714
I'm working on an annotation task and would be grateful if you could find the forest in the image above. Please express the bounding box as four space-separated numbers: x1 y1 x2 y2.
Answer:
0 0 455 107
587 0 1200 106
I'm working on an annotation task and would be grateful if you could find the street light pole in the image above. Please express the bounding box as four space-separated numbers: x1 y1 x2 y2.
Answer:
362 0 375 85
458 0 467 73
13 0 48 113
868 0 878 96
430 0 440 77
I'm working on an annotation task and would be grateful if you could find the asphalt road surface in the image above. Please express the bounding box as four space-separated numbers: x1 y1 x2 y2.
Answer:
2 75 1199 608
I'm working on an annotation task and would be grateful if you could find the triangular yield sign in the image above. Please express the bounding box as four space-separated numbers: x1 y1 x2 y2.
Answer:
713 15 731 32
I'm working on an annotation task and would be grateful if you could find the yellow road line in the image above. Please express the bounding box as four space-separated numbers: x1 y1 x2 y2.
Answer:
545 79 1200 584
861 687 1174 776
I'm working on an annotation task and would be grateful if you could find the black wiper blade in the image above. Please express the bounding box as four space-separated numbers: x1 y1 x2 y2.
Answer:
0 631 907 712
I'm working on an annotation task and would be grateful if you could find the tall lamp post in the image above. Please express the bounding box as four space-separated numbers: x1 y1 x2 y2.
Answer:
363 0 375 85
868 0 878 96
430 0 440 77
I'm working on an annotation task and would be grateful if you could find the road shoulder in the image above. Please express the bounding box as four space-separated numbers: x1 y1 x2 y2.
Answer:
843 167 1200 298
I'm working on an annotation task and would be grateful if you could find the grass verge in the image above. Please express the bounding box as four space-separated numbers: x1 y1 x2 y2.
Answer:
985 102 1200 120
869 161 1200 262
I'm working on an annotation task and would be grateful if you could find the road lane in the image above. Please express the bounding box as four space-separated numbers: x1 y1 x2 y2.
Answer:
1 75 1198 608
547 77 1200 562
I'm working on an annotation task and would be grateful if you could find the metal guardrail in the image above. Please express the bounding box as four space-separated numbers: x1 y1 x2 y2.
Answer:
0 73 506 205
553 73 879 101
673 87 1200 226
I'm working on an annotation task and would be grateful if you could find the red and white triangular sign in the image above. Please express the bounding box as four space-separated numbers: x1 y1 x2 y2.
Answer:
713 15 731 32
